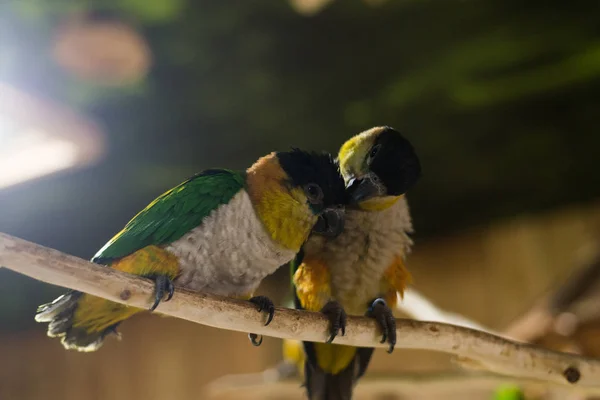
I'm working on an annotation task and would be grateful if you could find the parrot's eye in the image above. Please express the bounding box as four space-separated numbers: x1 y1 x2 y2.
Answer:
304 183 324 204
367 144 381 162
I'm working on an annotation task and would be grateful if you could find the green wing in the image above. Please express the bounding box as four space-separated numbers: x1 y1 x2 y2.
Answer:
92 169 245 263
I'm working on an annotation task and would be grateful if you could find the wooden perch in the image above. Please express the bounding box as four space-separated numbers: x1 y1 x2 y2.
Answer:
503 248 600 343
1 232 600 388
207 290 504 391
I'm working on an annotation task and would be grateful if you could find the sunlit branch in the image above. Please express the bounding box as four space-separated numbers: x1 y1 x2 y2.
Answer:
1 232 599 388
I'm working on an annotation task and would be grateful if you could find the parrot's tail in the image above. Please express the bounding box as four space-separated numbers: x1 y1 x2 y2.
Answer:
305 358 355 400
304 345 375 400
35 290 136 352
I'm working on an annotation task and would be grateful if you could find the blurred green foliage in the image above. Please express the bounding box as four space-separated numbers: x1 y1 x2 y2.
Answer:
13 0 185 23
493 384 525 400
0 0 599 329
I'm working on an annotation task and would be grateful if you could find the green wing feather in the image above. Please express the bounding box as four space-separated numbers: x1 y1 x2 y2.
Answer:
92 169 245 263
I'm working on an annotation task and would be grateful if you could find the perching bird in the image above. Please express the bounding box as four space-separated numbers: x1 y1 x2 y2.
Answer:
36 149 346 352
293 126 421 399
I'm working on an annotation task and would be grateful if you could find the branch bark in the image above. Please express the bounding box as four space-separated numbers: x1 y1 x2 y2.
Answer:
503 250 600 342
1 232 600 388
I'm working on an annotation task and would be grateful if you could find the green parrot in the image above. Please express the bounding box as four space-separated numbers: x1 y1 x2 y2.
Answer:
35 149 346 351
293 126 421 399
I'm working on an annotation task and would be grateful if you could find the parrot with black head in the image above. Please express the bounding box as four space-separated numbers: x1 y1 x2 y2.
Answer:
36 149 347 351
293 126 421 399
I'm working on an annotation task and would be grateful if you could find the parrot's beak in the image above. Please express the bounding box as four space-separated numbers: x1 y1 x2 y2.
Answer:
347 174 386 205
312 206 345 237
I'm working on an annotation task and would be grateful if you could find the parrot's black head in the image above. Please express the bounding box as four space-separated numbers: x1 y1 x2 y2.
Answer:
338 126 421 207
276 149 346 237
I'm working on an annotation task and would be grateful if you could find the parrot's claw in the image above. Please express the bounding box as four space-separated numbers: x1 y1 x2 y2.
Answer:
248 295 275 326
149 274 175 312
248 333 263 346
246 296 275 347
320 300 347 344
368 298 396 353
166 282 175 302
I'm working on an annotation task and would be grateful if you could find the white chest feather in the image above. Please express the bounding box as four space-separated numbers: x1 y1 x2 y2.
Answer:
166 190 296 297
304 197 413 313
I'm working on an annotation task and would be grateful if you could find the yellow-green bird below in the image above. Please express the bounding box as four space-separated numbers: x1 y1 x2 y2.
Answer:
293 126 422 400
36 149 347 352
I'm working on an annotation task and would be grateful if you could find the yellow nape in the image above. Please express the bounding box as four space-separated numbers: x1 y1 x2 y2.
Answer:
314 343 357 375
337 126 386 181
73 245 181 334
358 194 403 211
246 154 316 251
256 186 316 251
293 258 332 312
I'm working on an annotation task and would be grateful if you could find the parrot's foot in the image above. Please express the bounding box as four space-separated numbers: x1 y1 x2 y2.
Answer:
247 296 275 347
320 300 347 343
248 333 263 347
149 274 175 312
249 295 275 326
367 298 396 353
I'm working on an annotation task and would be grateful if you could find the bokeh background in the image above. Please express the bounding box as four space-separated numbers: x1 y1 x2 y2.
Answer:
1 0 600 399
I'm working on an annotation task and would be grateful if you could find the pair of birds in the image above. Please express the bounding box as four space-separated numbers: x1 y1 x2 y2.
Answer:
35 126 421 400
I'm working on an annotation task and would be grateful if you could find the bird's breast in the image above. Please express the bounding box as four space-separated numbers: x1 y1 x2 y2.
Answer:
166 190 296 297
318 198 414 314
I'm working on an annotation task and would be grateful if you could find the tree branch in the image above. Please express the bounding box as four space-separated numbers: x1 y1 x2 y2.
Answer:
1 232 599 388
503 249 600 343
